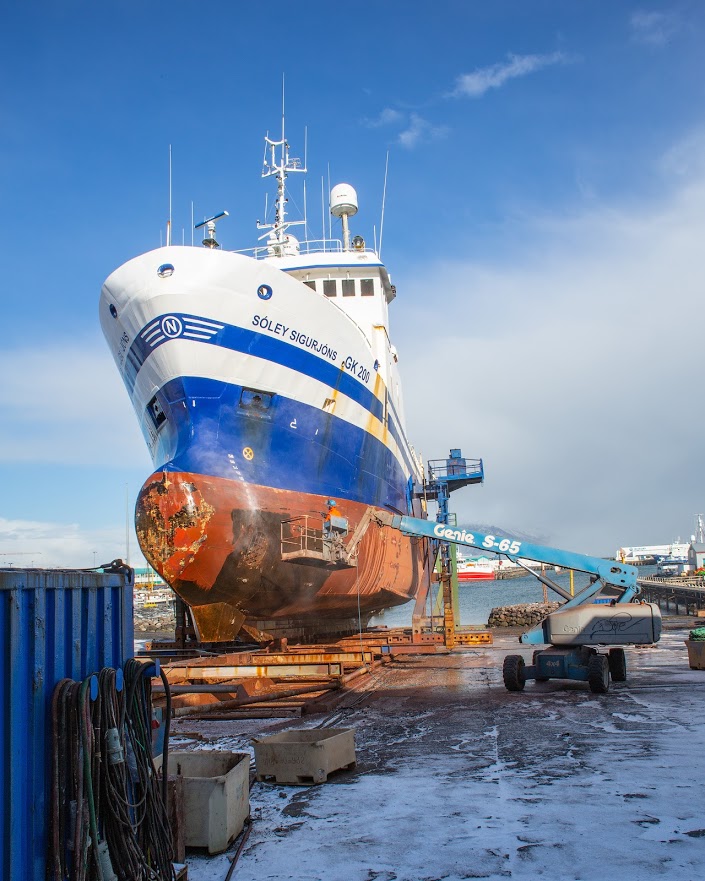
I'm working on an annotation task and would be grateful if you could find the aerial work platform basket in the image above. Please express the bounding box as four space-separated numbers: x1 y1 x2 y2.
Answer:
425 449 484 498
281 508 378 570
281 514 355 569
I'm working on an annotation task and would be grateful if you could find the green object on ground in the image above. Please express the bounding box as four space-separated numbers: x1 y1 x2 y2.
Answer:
688 627 705 641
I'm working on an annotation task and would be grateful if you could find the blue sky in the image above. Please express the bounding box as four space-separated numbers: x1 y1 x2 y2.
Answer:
1 2 704 567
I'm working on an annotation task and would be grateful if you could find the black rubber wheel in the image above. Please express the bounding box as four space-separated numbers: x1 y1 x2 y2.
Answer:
608 648 627 682
532 650 549 682
587 654 610 694
503 654 526 691
580 646 598 665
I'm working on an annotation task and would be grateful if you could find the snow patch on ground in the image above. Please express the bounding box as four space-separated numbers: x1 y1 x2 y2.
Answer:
184 631 705 880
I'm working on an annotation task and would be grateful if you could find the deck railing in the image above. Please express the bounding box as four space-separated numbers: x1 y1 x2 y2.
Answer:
281 515 325 558
427 458 484 482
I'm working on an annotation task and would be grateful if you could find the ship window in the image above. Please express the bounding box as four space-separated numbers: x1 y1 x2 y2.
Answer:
323 280 336 297
146 395 167 431
304 281 316 291
239 388 273 414
342 279 355 297
360 278 374 296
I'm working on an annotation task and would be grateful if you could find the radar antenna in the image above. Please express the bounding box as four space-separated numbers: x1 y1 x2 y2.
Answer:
195 210 229 249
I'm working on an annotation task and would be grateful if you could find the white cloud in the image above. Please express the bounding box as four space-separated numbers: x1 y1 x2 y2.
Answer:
630 11 680 46
398 113 449 149
363 107 404 128
0 516 146 569
0 341 149 466
395 132 705 554
363 108 449 149
451 51 568 98
658 126 705 178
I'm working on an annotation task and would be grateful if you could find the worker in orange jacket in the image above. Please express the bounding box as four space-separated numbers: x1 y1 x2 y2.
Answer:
323 499 342 534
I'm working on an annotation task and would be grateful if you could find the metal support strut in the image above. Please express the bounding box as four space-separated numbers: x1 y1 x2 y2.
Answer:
412 449 484 646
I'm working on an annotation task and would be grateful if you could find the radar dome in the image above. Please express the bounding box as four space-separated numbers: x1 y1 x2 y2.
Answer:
330 183 358 217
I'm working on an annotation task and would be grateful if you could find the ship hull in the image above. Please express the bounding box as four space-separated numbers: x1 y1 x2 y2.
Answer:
136 470 427 640
457 571 495 582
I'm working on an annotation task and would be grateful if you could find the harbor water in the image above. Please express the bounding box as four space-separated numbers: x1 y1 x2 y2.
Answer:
369 566 658 629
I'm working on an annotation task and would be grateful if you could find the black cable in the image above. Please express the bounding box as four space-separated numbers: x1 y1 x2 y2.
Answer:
97 666 146 881
123 658 174 880
49 665 175 881
157 665 172 814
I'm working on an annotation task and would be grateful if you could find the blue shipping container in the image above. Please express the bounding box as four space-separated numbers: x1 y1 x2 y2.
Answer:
0 567 134 881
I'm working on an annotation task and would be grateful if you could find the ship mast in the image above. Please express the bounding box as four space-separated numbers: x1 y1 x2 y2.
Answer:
257 94 307 254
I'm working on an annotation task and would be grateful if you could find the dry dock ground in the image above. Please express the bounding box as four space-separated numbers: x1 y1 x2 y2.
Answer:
181 621 705 881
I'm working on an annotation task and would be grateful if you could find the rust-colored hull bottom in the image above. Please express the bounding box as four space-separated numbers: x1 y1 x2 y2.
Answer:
135 471 429 641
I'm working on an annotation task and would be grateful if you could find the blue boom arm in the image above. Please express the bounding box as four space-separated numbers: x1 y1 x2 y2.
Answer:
376 512 639 612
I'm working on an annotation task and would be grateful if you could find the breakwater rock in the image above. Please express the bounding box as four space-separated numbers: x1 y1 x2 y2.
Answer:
134 608 175 633
487 602 560 628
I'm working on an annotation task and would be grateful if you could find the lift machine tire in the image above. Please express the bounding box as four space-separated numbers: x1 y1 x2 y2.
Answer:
608 647 627 682
587 653 610 694
503 655 526 692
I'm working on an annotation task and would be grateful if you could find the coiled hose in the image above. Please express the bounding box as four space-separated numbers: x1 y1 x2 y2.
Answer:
50 663 174 880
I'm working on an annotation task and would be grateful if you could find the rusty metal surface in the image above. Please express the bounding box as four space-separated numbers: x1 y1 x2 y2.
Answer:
187 601 246 642
163 651 373 673
167 680 344 719
135 471 430 641
454 631 493 646
166 776 186 864
164 662 343 678
388 644 451 655
251 651 373 665
164 662 339 682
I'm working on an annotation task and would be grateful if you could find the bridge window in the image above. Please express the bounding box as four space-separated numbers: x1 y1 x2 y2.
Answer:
360 279 374 296
304 281 316 291
342 279 355 297
323 280 336 297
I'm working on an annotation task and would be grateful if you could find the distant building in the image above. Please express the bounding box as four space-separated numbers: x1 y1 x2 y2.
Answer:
688 543 705 572
133 566 167 590
617 543 689 563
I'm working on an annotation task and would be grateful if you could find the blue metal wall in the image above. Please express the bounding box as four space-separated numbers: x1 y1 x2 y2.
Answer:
0 568 134 881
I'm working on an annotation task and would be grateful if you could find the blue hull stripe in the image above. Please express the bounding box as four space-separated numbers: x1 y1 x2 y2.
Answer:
125 312 384 422
150 376 411 513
